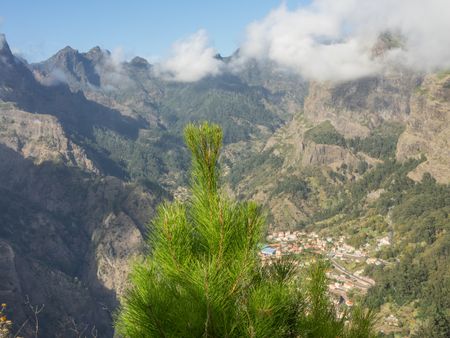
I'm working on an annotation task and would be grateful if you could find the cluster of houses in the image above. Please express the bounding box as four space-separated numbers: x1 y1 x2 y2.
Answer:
260 230 380 307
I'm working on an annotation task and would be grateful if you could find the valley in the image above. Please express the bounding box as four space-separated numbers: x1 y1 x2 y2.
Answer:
0 30 449 336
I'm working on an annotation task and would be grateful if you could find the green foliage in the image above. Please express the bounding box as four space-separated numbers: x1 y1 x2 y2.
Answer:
116 122 376 337
0 303 13 337
304 121 404 159
272 176 311 200
305 152 448 335
160 83 281 143
92 127 188 185
304 121 346 147
348 123 405 159
356 161 369 175
228 149 284 188
363 174 450 336
413 308 450 338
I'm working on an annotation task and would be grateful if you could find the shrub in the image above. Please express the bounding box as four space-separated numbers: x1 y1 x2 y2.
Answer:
116 122 376 337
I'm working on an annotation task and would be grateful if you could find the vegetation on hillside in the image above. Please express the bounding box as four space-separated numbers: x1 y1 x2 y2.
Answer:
92 127 188 186
304 121 404 160
304 121 346 147
307 157 449 336
348 123 405 159
159 82 281 143
364 173 450 337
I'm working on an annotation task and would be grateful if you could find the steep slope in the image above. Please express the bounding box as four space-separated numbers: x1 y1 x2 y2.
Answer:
31 44 308 190
0 35 147 179
397 71 450 183
0 35 165 337
0 106 96 171
223 66 450 335
0 144 163 337
303 70 421 138
1 35 308 336
225 70 415 226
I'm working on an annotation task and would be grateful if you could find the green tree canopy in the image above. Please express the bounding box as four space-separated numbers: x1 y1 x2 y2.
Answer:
116 122 375 337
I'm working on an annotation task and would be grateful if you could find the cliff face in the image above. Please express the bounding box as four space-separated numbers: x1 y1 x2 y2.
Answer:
0 145 159 337
300 142 360 169
397 72 450 183
301 70 450 184
0 107 97 172
304 71 421 138
0 37 163 337
226 67 450 228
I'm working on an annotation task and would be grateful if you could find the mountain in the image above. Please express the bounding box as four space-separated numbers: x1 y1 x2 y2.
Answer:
0 145 162 337
0 36 165 337
31 43 308 188
224 67 450 335
0 33 449 336
0 35 308 336
397 71 450 183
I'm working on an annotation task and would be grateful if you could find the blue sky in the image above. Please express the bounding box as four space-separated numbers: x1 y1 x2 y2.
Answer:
0 0 310 62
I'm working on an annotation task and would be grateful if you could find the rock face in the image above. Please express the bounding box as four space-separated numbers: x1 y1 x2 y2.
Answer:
0 145 160 337
299 69 450 184
227 65 449 228
0 107 97 171
301 142 360 169
397 72 450 183
0 241 24 327
304 71 421 138
0 36 164 337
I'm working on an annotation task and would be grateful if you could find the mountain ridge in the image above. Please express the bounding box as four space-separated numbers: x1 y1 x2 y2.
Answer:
0 33 449 336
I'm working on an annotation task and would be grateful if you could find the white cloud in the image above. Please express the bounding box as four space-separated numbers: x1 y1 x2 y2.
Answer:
38 68 68 86
238 0 450 82
94 46 134 90
109 47 126 67
156 30 223 82
46 68 67 86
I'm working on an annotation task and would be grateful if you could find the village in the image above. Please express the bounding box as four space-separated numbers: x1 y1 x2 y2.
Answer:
260 230 401 330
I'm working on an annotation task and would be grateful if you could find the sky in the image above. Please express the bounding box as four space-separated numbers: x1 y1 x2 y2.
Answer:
0 0 309 62
2 0 449 83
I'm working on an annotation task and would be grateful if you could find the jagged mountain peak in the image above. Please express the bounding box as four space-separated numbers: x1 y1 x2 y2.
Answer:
85 46 109 63
87 46 102 54
129 56 150 68
0 34 15 63
55 45 79 58
34 44 102 88
372 31 404 58
0 33 9 52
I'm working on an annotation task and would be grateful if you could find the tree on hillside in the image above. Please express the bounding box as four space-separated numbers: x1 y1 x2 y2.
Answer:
115 122 376 337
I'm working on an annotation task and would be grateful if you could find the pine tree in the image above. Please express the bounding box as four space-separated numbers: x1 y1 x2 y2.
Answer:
116 122 376 337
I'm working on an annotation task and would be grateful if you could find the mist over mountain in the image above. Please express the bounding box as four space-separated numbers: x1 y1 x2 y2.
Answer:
0 24 449 337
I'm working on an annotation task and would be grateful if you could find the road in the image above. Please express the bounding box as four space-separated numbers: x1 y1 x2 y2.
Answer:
330 258 375 288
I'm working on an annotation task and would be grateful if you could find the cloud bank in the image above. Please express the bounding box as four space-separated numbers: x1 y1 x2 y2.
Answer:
156 30 223 82
37 67 68 86
97 47 135 90
238 0 450 81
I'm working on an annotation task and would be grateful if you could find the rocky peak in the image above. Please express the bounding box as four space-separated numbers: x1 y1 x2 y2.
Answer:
371 31 404 58
0 34 16 64
85 46 108 63
34 45 101 88
214 53 224 61
0 34 41 101
129 56 150 69
54 45 80 62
